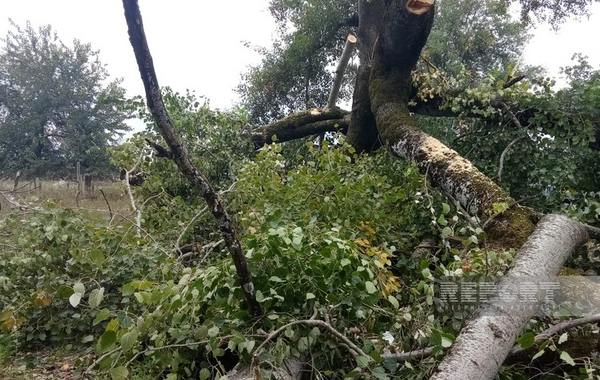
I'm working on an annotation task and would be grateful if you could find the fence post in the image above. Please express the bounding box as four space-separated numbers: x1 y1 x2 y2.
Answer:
12 171 21 192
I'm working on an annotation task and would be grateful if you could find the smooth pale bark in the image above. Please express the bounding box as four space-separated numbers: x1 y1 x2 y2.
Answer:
327 34 357 108
431 215 589 380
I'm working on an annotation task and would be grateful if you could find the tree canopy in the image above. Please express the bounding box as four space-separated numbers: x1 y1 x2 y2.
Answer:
0 20 131 179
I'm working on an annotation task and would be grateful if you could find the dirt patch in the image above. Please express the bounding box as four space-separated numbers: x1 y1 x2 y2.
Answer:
0 348 88 380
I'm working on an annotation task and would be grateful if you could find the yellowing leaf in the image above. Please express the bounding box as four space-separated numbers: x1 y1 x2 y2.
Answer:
355 238 371 248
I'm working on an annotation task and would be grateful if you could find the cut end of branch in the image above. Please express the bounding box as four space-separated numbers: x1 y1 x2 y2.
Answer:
347 34 357 44
406 0 435 15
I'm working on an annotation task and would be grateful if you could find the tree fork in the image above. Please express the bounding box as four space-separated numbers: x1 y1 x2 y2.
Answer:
122 0 262 317
362 0 535 247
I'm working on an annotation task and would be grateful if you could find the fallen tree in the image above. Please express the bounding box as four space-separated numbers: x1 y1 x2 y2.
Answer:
120 0 599 379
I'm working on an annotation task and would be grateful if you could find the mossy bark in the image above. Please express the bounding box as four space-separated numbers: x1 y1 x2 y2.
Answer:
253 108 350 146
359 0 534 247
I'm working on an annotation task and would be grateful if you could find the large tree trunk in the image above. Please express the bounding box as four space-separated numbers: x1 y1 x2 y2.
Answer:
431 214 589 380
354 0 534 247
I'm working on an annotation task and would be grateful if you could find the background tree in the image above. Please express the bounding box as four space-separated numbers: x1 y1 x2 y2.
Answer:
423 0 531 77
511 0 600 27
237 0 357 124
0 20 131 179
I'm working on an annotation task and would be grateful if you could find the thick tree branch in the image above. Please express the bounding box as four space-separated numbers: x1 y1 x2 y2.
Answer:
122 0 261 317
431 215 589 380
510 313 600 356
251 108 350 145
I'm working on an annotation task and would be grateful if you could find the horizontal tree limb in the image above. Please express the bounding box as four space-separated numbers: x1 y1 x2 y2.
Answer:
251 108 350 145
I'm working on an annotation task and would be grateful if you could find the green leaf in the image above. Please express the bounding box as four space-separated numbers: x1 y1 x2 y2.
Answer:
106 319 120 331
120 328 139 353
92 309 110 326
370 350 383 363
89 288 105 309
130 280 153 290
306 292 316 300
122 284 135 296
73 282 85 295
208 326 220 337
297 337 308 352
531 348 546 361
558 332 568 345
560 350 576 366
109 366 129 380
516 332 535 349
98 331 117 353
442 203 451 214
355 355 370 368
117 312 133 329
56 285 74 299
387 295 399 309
431 330 454 348
199 368 211 380
365 281 377 294
89 249 106 266
69 293 82 307
269 276 284 282
195 326 209 340
166 375 177 380
239 340 256 354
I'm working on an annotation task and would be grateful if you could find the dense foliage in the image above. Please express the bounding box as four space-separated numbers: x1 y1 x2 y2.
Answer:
2 0 600 379
0 21 131 180
0 132 467 378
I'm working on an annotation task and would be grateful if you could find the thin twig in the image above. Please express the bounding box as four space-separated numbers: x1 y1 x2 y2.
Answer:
501 102 525 129
84 347 121 375
99 189 113 220
176 206 208 255
510 313 600 355
124 148 147 237
254 319 368 361
382 347 435 361
497 136 525 182
178 239 224 264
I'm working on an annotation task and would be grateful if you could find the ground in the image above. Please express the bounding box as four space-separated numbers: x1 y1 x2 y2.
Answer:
0 348 83 380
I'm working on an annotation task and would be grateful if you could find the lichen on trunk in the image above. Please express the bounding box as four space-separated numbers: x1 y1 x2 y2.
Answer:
358 0 534 247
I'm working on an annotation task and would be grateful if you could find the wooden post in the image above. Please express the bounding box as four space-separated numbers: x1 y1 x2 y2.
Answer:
76 162 82 193
12 171 21 192
84 174 93 197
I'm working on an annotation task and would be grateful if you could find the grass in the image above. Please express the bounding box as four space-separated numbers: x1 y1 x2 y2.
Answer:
0 179 131 219
0 178 139 379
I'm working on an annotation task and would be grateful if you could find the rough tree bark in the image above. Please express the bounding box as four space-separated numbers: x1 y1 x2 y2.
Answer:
122 0 262 318
121 0 598 378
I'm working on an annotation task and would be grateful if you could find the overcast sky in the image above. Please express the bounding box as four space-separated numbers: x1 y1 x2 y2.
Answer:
1 1 599 112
